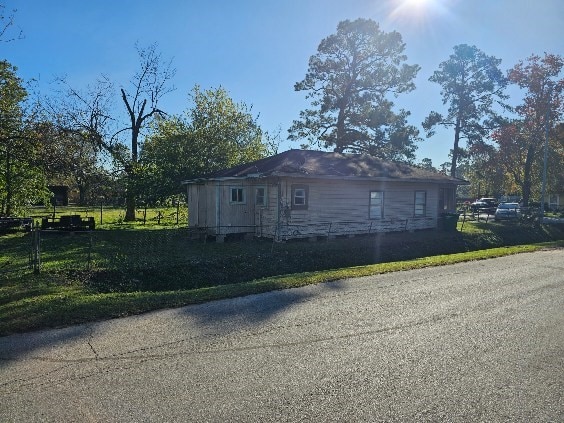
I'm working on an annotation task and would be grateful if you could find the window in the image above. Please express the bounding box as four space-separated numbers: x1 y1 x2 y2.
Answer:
415 191 426 217
230 187 245 204
255 186 266 206
439 187 455 211
369 191 383 219
291 185 308 210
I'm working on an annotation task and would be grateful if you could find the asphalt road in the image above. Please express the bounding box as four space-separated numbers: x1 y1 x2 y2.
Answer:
1 249 563 422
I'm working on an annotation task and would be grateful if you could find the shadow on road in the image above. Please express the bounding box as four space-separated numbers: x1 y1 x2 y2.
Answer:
176 280 349 336
0 324 92 366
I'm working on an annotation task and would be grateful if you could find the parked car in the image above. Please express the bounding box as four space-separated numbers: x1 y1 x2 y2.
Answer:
470 197 498 213
494 203 521 221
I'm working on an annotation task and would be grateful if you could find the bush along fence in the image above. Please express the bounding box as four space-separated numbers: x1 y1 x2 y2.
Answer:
17 221 563 294
26 219 456 275
21 225 478 294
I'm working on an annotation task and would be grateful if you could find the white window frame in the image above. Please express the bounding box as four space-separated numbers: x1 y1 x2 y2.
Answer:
291 185 308 210
229 187 246 204
255 186 267 207
369 191 383 219
414 191 426 217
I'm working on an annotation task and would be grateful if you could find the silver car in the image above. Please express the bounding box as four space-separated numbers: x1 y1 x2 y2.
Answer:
494 203 521 221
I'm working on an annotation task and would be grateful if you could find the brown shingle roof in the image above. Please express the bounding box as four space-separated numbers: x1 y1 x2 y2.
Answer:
185 149 467 184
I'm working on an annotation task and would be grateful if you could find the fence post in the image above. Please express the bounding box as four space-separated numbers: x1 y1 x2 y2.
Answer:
32 228 41 274
176 200 180 225
88 233 93 271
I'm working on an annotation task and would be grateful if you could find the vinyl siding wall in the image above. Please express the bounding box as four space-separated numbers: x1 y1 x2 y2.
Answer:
188 180 269 236
267 178 438 239
188 177 450 240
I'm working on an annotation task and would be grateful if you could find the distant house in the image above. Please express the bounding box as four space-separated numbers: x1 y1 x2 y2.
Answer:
183 149 468 241
48 185 69 206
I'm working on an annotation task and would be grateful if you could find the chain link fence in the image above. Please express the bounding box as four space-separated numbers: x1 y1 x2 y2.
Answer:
18 224 457 293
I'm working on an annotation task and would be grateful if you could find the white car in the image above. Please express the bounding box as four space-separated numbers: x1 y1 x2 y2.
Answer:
494 203 521 221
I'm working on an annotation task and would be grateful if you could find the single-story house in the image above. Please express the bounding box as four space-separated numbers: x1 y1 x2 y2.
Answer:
183 149 468 241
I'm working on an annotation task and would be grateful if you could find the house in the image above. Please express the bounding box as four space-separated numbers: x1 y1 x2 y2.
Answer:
183 149 468 242
48 185 69 206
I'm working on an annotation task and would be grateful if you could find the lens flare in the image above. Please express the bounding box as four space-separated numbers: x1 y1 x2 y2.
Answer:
385 0 452 31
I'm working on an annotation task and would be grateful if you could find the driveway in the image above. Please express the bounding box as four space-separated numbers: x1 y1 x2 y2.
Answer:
1 249 563 422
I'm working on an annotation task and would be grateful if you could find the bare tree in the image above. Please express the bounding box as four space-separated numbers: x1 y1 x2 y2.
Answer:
0 4 23 43
51 75 116 152
120 43 175 220
48 43 175 219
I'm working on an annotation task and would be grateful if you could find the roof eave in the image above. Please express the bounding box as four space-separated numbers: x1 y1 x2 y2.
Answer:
184 173 467 185
182 174 268 185
271 172 465 184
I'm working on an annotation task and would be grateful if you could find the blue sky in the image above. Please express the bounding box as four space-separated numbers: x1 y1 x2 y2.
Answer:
3 0 563 167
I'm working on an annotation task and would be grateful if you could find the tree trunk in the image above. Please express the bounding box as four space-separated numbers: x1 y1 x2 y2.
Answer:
77 182 87 205
335 106 347 153
521 144 535 206
5 149 12 216
125 190 136 221
124 162 137 221
450 119 461 178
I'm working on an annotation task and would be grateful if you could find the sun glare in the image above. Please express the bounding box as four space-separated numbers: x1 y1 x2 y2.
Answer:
404 0 430 6
393 0 435 15
386 0 451 31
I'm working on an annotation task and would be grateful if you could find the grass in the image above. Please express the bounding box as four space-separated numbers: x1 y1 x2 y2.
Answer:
1 214 563 337
23 205 188 229
1 242 561 336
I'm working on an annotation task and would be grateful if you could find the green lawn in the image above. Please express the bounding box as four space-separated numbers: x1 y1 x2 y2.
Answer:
23 205 188 229
1 215 563 336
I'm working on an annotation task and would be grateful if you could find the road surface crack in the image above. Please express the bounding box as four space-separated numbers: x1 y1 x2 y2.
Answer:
87 325 99 360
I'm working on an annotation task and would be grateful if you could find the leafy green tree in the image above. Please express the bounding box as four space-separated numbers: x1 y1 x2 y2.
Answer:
423 44 508 177
137 116 191 203
466 141 506 199
417 158 436 171
289 18 421 162
493 53 564 204
36 121 105 204
549 123 564 198
141 86 271 201
0 60 46 215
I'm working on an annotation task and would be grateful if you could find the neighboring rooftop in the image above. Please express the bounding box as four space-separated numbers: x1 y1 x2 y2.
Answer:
185 149 467 184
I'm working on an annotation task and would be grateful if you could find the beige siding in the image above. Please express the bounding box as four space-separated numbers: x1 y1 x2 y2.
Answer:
254 181 279 237
187 183 217 232
189 177 451 240
189 180 269 236
216 180 255 234
264 178 439 240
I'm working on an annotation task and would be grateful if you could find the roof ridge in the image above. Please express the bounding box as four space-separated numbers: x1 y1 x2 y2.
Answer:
183 149 468 185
